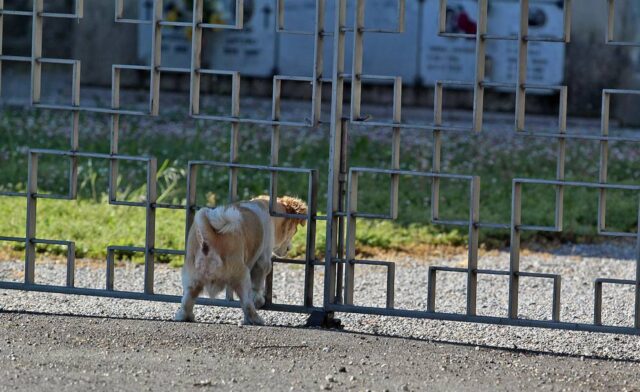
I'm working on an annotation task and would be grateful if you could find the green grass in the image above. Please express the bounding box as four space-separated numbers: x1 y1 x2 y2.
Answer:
0 197 184 265
0 197 465 267
1 106 639 265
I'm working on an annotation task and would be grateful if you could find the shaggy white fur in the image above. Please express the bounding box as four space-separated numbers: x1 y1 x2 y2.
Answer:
205 206 242 234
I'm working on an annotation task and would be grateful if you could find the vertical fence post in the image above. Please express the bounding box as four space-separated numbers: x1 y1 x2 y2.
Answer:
351 0 364 121
0 0 3 96
431 82 443 222
311 0 325 127
25 151 38 284
323 0 347 309
304 171 318 307
266 77 281 306
594 280 603 326
144 159 157 294
598 91 610 233
69 61 80 200
225 73 241 301
149 0 162 115
228 73 241 205
389 78 402 220
509 181 522 319
467 177 480 316
635 196 640 328
109 67 121 203
30 0 43 104
185 163 198 250
344 171 358 305
189 0 203 116
515 0 529 132
554 87 567 230
472 0 488 132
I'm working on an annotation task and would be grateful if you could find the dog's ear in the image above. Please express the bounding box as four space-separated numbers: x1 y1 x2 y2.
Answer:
280 196 308 216
287 218 306 231
280 197 307 230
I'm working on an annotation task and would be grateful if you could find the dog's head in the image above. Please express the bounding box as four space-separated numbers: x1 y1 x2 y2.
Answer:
274 196 307 257
254 195 307 257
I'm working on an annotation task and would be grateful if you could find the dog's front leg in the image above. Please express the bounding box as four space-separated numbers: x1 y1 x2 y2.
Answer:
235 268 265 325
250 256 272 309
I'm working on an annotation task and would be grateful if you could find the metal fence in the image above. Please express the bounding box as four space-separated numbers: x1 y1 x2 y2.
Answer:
1 0 640 335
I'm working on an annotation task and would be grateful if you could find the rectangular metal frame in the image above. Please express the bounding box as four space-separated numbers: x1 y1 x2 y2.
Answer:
597 89 640 237
342 167 480 315
606 0 640 47
428 266 561 322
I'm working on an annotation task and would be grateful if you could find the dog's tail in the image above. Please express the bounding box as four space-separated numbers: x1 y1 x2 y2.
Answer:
203 206 243 234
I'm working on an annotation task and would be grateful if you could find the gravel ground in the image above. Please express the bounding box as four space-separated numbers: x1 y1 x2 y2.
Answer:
3 244 640 391
2 312 640 392
2 242 640 365
5 313 640 391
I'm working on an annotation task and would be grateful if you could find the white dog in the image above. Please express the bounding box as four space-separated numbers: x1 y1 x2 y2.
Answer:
175 195 307 325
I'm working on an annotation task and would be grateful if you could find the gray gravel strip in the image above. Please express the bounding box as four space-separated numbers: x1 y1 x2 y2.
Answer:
2 242 640 364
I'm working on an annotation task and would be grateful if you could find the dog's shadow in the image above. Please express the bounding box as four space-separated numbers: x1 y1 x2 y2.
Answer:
2 308 638 364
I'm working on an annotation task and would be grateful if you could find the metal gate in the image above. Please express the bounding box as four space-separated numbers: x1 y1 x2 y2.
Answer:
1 0 640 335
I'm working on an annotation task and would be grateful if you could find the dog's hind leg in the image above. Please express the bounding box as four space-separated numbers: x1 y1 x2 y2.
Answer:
234 268 265 325
175 280 203 322
250 254 272 309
